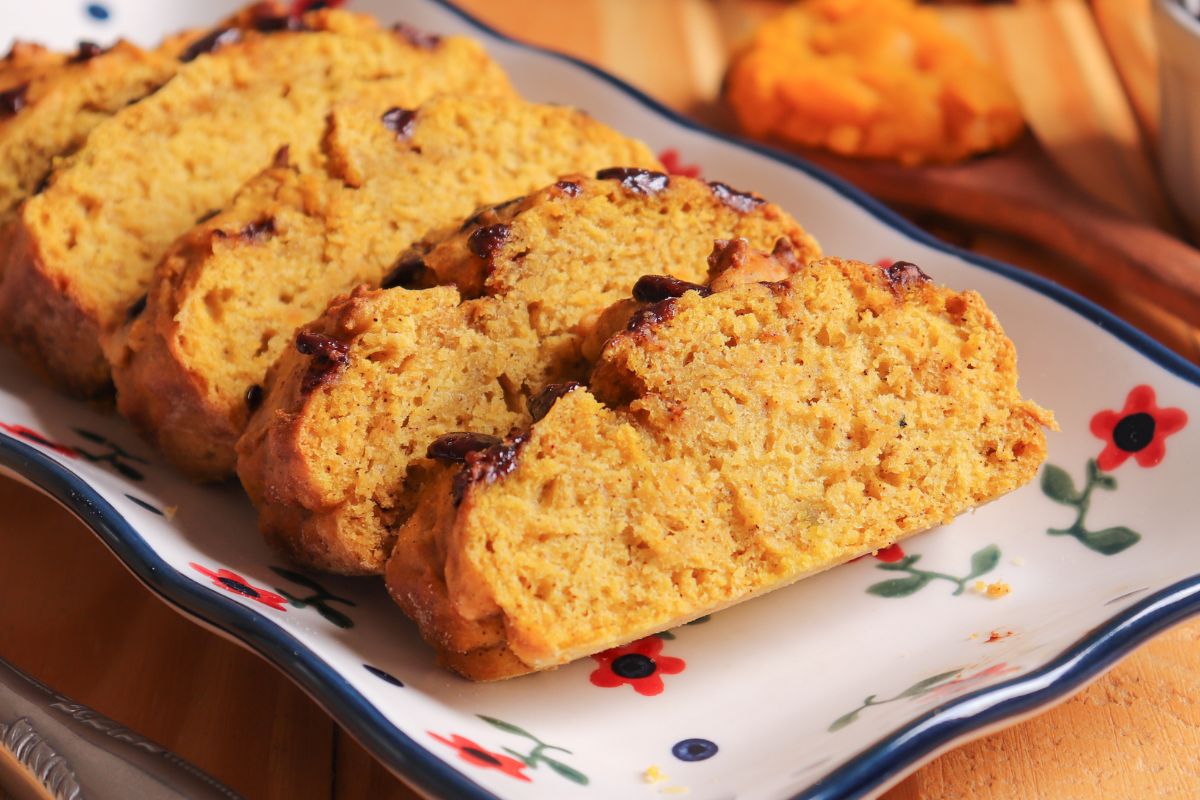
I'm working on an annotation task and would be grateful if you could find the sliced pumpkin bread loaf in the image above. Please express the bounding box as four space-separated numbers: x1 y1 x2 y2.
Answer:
0 8 512 396
111 95 659 481
384 247 1054 679
236 173 819 575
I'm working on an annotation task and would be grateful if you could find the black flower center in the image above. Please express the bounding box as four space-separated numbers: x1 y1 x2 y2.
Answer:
672 738 719 762
612 653 657 679
463 747 502 767
218 577 261 599
1113 412 1155 452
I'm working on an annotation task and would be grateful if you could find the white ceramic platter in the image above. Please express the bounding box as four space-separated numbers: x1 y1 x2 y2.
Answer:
1 2 1198 798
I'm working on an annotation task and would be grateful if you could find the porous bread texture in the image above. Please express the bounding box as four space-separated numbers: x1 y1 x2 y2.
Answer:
420 172 821 390
236 173 819 575
723 0 1024 165
237 285 523 573
0 41 180 226
111 94 659 480
0 2 303 230
0 9 512 396
386 253 1054 679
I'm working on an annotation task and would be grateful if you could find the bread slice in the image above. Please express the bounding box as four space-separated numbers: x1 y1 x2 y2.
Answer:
0 2 310 229
110 95 659 480
384 247 1054 679
236 174 819 575
0 8 512 396
0 40 180 227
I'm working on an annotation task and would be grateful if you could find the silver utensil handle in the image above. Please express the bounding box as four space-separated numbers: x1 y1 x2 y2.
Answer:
0 656 241 799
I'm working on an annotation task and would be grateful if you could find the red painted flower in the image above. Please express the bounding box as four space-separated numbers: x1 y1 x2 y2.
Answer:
590 636 685 696
0 422 77 458
875 258 894 269
873 543 906 562
428 732 531 782
190 564 288 611
1090 385 1187 470
850 542 906 564
659 148 702 178
927 663 1020 700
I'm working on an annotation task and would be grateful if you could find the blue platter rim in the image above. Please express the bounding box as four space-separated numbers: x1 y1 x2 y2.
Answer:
2 1 1198 799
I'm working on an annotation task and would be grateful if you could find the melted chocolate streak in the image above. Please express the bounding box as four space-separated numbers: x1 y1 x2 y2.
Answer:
392 23 442 50
451 429 530 506
528 381 582 423
882 261 931 294
179 27 243 63
296 332 351 393
70 41 105 63
427 432 502 463
0 83 29 117
595 167 669 195
708 181 764 213
468 224 511 260
632 275 710 304
626 298 679 335
381 107 417 140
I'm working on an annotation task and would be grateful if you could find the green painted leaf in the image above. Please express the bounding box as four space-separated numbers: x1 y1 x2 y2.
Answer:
315 604 354 629
867 574 929 598
1096 474 1118 490
71 427 108 444
877 554 920 571
270 566 323 590
655 631 676 640
899 668 962 698
500 746 532 766
967 545 1001 580
828 709 860 732
478 715 535 740
1082 526 1141 556
540 756 589 785
1040 464 1078 504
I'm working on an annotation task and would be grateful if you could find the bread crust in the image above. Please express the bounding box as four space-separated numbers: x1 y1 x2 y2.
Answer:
0 222 110 395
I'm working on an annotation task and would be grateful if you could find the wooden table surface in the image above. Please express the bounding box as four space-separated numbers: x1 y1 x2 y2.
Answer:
3 1 1200 798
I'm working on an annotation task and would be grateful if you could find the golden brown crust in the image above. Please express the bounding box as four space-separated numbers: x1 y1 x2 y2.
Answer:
236 287 381 573
112 167 322 479
0 223 110 395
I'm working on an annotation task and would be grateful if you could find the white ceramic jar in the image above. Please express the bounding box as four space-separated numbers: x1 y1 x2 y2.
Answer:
1153 0 1200 236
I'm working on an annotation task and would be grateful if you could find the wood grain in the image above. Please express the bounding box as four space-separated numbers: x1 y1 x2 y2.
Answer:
2 1 1199 799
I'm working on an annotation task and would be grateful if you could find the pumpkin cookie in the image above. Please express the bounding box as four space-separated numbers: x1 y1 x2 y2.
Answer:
724 0 1024 165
